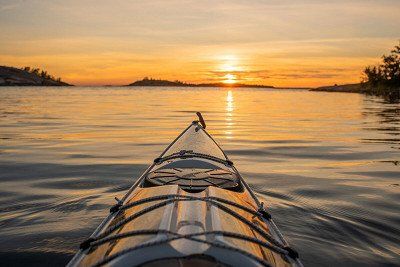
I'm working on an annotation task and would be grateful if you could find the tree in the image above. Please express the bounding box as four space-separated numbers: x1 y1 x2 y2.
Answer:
363 66 382 87
31 68 40 75
19 66 64 84
363 41 400 99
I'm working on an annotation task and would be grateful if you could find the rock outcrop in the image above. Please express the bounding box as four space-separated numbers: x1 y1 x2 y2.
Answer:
0 66 71 86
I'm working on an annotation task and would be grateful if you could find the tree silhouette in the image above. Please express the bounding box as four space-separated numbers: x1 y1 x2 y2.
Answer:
20 66 63 83
363 41 400 99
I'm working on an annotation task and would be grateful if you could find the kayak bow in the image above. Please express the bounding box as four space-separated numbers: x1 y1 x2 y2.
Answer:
68 114 302 267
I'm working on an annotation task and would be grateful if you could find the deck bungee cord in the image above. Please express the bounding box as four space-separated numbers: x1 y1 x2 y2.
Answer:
154 150 233 166
80 195 299 263
90 230 273 267
80 194 297 255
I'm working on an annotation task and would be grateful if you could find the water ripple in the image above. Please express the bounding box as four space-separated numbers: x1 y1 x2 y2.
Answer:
0 87 399 266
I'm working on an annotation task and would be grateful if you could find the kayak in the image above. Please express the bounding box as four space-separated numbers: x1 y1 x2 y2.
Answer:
68 113 302 267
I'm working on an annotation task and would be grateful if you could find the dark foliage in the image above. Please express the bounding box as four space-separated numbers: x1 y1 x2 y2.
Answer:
363 42 400 100
22 66 63 83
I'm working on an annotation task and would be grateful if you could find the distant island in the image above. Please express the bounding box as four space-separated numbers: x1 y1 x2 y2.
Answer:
128 78 191 87
0 66 71 86
311 83 365 93
311 42 399 100
127 77 274 88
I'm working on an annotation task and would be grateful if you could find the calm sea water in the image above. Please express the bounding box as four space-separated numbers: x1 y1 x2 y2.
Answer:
0 87 399 266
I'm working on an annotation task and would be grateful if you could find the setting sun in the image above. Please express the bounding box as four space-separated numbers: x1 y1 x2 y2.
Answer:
223 73 237 84
217 55 243 84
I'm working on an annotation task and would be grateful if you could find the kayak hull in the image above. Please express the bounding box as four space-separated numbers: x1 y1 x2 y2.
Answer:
68 121 302 267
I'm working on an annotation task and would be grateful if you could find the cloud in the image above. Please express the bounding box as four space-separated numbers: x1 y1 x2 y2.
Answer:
0 0 398 86
270 73 340 80
199 68 351 82
0 1 21 12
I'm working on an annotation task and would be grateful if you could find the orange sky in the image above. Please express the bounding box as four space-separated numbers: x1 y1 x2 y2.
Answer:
0 1 399 87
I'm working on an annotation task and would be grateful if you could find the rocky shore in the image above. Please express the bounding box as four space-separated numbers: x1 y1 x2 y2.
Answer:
0 66 71 86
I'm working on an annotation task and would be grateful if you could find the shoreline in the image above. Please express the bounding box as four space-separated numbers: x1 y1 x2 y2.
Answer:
309 83 365 93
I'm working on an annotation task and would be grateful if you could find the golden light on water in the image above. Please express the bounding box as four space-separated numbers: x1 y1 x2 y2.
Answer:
225 90 234 139
226 90 234 112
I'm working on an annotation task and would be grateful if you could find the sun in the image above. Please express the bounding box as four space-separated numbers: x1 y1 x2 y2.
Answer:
223 73 237 84
216 55 242 84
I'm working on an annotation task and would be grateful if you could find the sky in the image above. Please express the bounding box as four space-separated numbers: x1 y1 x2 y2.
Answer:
0 0 399 87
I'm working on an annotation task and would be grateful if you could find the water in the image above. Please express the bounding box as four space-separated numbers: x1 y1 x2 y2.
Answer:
0 87 399 266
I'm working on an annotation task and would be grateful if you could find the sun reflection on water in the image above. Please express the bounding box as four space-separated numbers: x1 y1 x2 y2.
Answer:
0 87 399 266
225 90 234 139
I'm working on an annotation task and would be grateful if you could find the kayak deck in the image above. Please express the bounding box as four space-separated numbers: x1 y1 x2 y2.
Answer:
68 119 302 267
79 186 287 266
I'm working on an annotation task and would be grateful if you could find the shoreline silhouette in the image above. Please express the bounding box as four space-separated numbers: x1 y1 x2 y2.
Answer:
127 77 275 88
1 39 398 102
0 66 71 86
